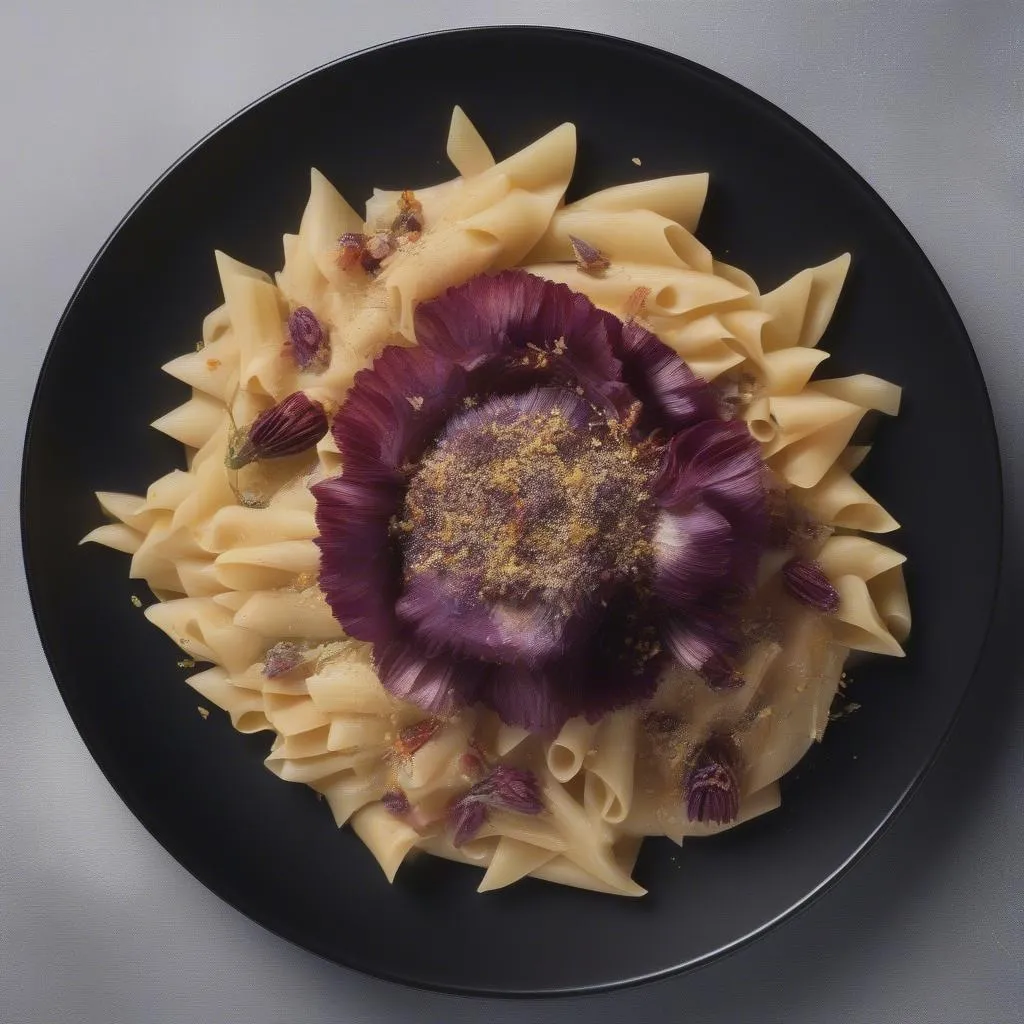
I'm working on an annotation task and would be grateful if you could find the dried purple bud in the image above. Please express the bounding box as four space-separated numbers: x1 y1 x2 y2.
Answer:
684 736 741 825
227 392 328 470
568 234 611 273
381 790 411 818
262 641 304 678
465 765 544 816
286 306 330 373
337 232 367 270
783 557 840 614
448 797 489 847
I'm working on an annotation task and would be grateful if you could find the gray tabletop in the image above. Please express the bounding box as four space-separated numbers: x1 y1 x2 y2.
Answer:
2 2 1021 1022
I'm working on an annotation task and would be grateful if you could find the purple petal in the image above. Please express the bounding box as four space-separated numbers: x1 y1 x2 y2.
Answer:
413 270 631 419
783 558 840 614
331 345 469 473
373 639 484 714
448 797 489 847
313 475 403 643
479 661 577 733
684 736 741 825
466 765 544 815
478 595 663 731
652 505 734 609
654 420 766 525
617 320 718 431
661 608 743 690
396 570 579 667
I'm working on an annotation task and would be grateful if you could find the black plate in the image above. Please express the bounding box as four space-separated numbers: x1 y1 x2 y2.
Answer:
21 28 1002 995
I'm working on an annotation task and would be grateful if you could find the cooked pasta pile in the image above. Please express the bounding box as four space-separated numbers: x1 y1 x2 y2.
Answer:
84 108 909 896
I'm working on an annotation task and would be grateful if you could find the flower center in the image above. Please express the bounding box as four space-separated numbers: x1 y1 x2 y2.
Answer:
394 386 660 665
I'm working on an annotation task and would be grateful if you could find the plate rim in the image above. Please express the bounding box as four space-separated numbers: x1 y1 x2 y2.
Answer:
20 25 1005 997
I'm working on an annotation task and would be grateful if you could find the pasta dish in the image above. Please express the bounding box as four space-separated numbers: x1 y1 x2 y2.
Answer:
84 108 910 896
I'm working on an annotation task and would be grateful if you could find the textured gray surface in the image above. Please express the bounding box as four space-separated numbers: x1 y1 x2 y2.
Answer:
2 2 1022 1022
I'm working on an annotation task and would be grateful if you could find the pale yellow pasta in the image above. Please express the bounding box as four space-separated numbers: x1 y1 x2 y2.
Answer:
306 656 395 716
811 374 902 416
477 837 557 892
314 767 389 827
583 710 638 825
526 208 713 273
263 693 332 737
85 110 909 898
565 173 709 234
186 666 270 733
198 505 318 553
232 589 345 641
547 716 598 782
793 464 900 533
215 251 294 399
162 331 240 403
352 804 422 882
524 261 747 319
326 714 391 752
212 539 319 591
761 346 830 395
446 104 496 177
79 522 143 555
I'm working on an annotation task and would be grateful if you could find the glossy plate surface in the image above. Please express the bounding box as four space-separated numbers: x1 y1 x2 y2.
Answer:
21 27 1001 995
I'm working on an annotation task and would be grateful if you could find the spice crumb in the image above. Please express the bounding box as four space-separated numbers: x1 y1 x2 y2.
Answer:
631 156 642 166
177 658 196 669
130 595 142 608
197 706 210 720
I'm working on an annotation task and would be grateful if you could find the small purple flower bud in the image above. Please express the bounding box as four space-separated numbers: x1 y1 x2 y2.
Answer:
381 790 411 818
783 558 841 614
227 392 328 470
568 234 610 273
286 306 330 373
684 736 741 825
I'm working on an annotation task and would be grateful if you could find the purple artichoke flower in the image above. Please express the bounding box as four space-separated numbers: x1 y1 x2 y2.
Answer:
313 270 769 732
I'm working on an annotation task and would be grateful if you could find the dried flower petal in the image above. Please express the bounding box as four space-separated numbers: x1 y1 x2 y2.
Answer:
783 558 840 614
262 641 304 678
684 736 741 825
381 790 411 817
449 796 489 847
568 234 611 273
465 765 544 816
336 231 367 270
286 306 330 373
392 717 442 758
623 286 651 321
227 392 328 469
